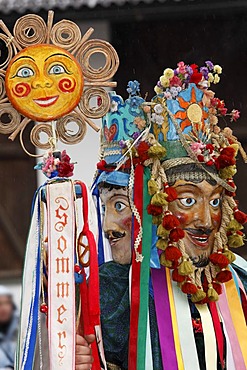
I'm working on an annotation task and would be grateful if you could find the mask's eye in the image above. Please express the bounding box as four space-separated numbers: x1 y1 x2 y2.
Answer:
115 201 126 212
210 198 221 207
49 64 66 75
179 198 196 207
16 67 34 78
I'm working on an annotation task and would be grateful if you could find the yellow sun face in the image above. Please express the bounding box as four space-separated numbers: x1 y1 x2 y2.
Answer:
174 86 208 132
5 44 83 122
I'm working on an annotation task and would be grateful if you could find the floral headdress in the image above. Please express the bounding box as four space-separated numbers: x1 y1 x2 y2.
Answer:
97 61 247 303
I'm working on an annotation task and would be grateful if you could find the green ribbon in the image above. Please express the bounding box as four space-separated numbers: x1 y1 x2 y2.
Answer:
137 167 153 369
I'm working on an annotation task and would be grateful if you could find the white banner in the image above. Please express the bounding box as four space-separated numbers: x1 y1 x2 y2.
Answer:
47 181 75 370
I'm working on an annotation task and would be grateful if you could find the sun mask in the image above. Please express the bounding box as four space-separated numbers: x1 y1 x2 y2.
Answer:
5 44 83 122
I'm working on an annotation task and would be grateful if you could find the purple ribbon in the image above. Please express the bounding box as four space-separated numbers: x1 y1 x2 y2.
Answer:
217 285 247 370
152 268 179 370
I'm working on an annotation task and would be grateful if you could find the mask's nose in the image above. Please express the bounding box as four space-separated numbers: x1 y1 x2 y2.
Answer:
31 74 53 89
194 203 212 231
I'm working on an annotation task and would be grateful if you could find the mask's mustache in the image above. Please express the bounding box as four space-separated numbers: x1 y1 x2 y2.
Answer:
105 231 126 239
185 228 212 236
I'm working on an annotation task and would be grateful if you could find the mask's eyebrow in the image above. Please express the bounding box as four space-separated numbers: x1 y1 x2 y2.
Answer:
45 53 72 62
11 55 35 65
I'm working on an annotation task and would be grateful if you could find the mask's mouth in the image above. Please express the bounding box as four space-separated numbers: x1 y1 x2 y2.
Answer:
105 231 126 247
33 95 58 107
185 228 212 249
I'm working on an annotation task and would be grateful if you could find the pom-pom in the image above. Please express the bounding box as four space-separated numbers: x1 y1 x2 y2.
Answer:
191 289 207 303
160 252 173 268
169 228 185 242
164 183 177 202
217 154 236 169
151 192 168 206
227 219 243 232
181 281 198 294
234 208 247 224
209 252 230 268
219 165 237 179
148 145 166 159
156 238 168 250
216 269 232 283
178 260 194 275
207 284 219 301
228 233 244 248
212 281 222 295
216 269 231 282
221 145 238 157
147 204 163 216
172 268 186 283
162 214 180 230
165 246 182 261
157 224 170 238
148 179 159 195
137 141 150 162
222 249 236 263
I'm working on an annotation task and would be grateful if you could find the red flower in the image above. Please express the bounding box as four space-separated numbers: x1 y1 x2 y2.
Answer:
206 144 214 153
61 150 71 163
190 64 203 84
58 161 74 178
169 76 182 87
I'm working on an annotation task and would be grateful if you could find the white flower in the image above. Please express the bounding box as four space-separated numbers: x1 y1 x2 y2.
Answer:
151 113 164 126
111 100 118 112
154 104 164 114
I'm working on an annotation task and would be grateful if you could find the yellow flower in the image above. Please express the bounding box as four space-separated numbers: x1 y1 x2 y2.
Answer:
159 75 169 88
214 65 222 74
213 74 220 84
154 86 163 94
208 73 214 83
163 68 174 79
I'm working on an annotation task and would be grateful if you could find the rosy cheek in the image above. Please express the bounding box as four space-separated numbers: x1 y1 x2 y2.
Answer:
12 83 31 98
175 212 189 227
212 213 221 227
122 216 132 230
58 77 76 93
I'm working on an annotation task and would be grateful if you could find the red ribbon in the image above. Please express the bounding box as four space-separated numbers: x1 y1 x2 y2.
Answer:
76 181 101 370
209 301 225 369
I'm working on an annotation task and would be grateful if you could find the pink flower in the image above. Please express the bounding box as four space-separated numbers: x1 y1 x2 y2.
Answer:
169 76 182 87
219 107 228 116
230 109 240 122
190 142 205 155
177 61 186 74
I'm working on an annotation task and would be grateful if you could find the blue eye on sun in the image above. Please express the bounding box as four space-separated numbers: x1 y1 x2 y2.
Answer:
49 64 66 75
16 67 34 78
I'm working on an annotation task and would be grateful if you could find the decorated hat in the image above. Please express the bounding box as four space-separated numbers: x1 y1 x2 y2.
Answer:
95 60 247 304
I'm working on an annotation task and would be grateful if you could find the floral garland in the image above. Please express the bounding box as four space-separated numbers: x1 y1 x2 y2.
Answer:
35 149 74 178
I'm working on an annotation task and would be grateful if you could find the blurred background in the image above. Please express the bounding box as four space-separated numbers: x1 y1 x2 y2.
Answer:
0 0 246 307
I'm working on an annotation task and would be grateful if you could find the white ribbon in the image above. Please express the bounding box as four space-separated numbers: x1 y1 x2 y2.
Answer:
47 181 76 370
195 304 217 370
172 281 200 370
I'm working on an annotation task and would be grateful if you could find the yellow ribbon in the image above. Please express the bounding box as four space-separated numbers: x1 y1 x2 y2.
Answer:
166 268 185 370
225 278 247 366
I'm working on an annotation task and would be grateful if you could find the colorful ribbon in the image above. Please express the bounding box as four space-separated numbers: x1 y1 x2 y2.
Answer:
152 267 179 370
